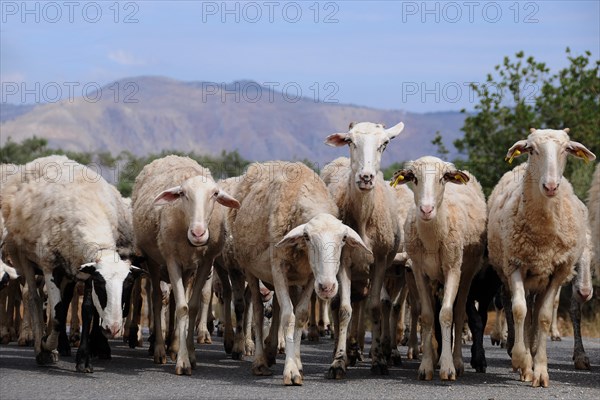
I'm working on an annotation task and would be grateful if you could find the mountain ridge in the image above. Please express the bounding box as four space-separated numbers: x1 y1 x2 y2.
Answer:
0 76 466 166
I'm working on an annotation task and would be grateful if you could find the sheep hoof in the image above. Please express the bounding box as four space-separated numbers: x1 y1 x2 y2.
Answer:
154 354 167 365
392 353 402 366
76 363 93 373
36 350 58 365
175 365 192 376
1 334 10 345
325 365 346 380
418 369 433 381
231 351 243 360
574 355 590 370
550 335 561 342
251 363 272 376
371 362 389 375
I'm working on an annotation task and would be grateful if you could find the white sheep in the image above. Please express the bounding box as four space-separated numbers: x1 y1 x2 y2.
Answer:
229 161 370 385
1 155 138 372
131 155 240 375
589 163 600 278
392 156 487 381
487 128 596 387
322 121 404 377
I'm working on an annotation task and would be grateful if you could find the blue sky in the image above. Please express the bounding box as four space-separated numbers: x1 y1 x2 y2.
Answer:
1 1 598 112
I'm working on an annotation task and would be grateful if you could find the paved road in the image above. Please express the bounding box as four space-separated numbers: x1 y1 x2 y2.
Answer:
1 333 599 400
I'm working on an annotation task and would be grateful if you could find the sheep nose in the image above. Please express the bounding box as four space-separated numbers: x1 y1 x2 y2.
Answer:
420 205 434 215
577 287 593 301
360 173 374 183
543 183 559 196
191 227 206 238
318 282 336 295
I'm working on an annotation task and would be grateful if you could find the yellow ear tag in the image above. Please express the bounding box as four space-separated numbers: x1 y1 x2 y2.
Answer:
506 149 521 164
391 175 404 188
576 150 590 164
455 174 467 184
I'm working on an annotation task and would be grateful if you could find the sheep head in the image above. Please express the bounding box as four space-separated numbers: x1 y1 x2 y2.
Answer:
275 213 371 300
325 121 404 191
153 175 240 246
392 156 469 222
506 129 596 198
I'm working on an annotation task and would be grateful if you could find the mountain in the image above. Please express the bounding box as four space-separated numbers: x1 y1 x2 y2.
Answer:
0 76 466 167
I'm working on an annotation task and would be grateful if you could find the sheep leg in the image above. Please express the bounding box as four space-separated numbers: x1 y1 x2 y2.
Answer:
571 292 589 369
308 292 320 342
230 267 247 359
368 257 391 375
272 265 306 386
549 286 561 341
69 282 82 348
406 269 420 360
508 269 533 382
57 280 75 357
149 264 167 364
18 281 34 346
294 283 314 380
320 298 332 337
195 271 213 345
213 265 233 353
390 279 406 366
395 279 409 346
75 279 94 372
380 283 393 364
531 281 561 387
40 271 63 357
326 261 351 379
414 268 435 380
0 289 9 344
247 274 271 376
166 260 192 375
438 269 460 381
186 264 212 370
264 291 282 364
502 284 515 356
243 286 255 356
126 278 143 348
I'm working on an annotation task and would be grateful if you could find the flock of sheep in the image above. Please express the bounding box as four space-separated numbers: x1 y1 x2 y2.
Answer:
0 122 598 389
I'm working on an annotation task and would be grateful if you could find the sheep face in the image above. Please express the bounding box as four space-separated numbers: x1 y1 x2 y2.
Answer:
79 258 136 338
0 262 18 290
276 213 371 300
505 129 596 198
325 122 404 191
154 175 240 247
392 156 469 222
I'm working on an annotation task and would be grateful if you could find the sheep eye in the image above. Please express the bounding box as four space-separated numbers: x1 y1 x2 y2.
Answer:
213 191 219 197
342 234 347 242
303 233 310 241
379 141 389 152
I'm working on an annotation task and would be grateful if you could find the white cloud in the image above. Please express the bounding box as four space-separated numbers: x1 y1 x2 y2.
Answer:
108 50 146 66
0 71 26 83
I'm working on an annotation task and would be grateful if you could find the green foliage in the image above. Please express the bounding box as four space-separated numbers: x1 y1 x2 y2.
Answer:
382 162 405 181
453 49 599 198
431 131 449 161
0 137 250 198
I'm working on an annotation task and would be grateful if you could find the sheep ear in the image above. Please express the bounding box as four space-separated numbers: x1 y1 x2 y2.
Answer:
385 122 405 140
390 169 414 187
275 224 307 248
325 133 351 147
216 190 241 209
443 170 470 185
77 262 96 280
566 141 596 164
3 265 18 280
505 140 529 164
154 186 183 205
344 227 372 255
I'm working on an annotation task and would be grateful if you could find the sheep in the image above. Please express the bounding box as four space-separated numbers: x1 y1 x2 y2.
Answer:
322 121 405 378
487 128 596 387
228 161 371 385
0 214 18 290
131 155 240 375
392 156 487 381
1 155 140 371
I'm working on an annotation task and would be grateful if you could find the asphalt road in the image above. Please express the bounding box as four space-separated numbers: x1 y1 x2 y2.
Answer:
1 333 599 400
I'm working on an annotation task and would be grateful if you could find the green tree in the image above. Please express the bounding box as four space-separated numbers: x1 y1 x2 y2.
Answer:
453 49 599 198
